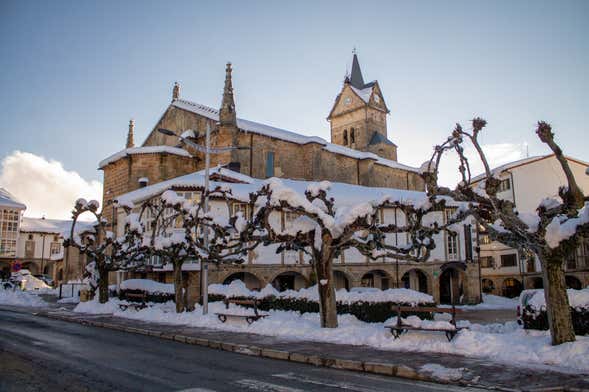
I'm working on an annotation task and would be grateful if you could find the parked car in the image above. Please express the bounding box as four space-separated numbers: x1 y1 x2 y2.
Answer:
517 289 542 325
34 274 54 287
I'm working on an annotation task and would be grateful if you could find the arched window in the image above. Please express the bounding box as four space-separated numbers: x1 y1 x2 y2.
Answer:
343 129 348 145
350 128 355 144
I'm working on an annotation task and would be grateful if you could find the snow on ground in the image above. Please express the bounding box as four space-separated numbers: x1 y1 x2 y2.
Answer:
0 288 46 307
74 297 589 373
11 270 50 291
209 280 434 305
450 294 518 310
420 364 465 381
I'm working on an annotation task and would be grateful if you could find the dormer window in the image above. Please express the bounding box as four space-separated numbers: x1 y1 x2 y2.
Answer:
343 130 348 145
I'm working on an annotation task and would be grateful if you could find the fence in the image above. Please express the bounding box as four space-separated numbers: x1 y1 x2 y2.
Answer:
58 282 87 299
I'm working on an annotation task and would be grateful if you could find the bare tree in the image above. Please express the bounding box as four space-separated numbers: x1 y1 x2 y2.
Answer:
66 199 144 303
134 187 260 313
424 118 588 345
250 179 472 328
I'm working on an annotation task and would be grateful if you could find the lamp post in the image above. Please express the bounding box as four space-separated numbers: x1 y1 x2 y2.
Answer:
158 124 248 314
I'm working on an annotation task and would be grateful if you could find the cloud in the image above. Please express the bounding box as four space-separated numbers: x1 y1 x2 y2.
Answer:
436 143 526 187
0 151 103 220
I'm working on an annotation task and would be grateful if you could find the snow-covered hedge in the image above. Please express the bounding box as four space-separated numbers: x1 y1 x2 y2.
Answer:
522 287 589 335
209 280 435 323
118 279 175 303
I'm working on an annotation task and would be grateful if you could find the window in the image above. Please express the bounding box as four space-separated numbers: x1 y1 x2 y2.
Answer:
0 208 19 257
499 178 511 192
350 128 355 144
527 258 536 272
265 151 275 178
480 256 494 268
232 203 250 219
446 232 459 260
50 242 61 255
500 253 517 267
343 130 348 145
480 234 491 245
28 234 33 240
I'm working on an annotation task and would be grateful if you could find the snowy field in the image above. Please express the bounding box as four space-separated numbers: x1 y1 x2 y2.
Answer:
74 296 589 373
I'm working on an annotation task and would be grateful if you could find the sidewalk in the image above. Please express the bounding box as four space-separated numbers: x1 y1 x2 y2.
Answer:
30 306 588 392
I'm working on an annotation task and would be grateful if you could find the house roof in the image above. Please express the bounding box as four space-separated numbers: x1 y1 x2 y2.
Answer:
0 188 26 210
470 154 589 183
170 99 418 173
115 168 439 211
369 132 397 147
20 217 96 238
99 146 192 169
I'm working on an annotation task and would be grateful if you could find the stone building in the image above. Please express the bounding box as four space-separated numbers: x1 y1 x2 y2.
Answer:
100 54 481 304
0 188 26 279
472 154 589 297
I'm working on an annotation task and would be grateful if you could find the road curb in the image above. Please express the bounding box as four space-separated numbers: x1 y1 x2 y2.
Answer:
38 312 511 390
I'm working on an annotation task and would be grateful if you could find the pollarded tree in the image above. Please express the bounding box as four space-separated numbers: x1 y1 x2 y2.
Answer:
66 198 145 303
250 179 473 328
133 187 260 313
424 118 588 345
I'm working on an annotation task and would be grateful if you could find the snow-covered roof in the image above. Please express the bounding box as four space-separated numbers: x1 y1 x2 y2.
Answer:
171 99 418 173
350 85 373 103
115 168 437 211
20 217 97 238
0 188 26 210
470 154 589 183
98 146 192 169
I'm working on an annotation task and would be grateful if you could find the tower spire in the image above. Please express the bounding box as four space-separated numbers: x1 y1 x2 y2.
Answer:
349 51 365 89
219 62 237 126
126 119 135 148
172 82 180 101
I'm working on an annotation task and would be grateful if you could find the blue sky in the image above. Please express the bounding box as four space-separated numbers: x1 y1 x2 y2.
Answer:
0 0 587 192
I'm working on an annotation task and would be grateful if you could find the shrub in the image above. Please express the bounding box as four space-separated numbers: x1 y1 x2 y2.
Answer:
522 306 589 335
119 289 175 303
209 293 434 323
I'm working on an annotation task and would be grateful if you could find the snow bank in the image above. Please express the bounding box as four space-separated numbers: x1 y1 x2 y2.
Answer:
528 288 589 310
0 288 46 307
444 294 518 310
420 364 465 381
120 279 174 294
208 280 433 305
11 271 50 291
74 298 589 373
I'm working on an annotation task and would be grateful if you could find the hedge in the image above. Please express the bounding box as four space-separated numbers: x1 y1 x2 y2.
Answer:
119 289 175 303
208 294 435 323
522 306 589 335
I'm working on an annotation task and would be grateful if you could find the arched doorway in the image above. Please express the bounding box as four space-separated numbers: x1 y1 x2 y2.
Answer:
361 270 391 290
502 278 523 298
528 277 543 289
22 263 38 275
481 278 495 294
272 271 307 292
223 272 263 291
401 269 428 294
333 270 350 290
565 275 582 290
439 269 463 304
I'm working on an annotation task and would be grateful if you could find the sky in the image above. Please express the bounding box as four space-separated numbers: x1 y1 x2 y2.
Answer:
0 0 587 218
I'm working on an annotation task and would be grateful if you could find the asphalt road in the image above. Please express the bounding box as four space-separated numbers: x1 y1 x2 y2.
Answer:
0 308 485 392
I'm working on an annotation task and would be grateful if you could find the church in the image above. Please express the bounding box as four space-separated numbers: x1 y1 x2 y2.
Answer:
93 55 480 304
99 54 424 225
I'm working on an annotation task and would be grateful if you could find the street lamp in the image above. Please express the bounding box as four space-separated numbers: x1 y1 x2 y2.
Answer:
158 124 248 314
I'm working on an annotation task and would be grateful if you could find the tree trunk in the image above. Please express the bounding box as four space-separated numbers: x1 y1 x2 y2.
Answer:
98 265 109 304
542 253 575 345
173 263 184 313
314 244 338 328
